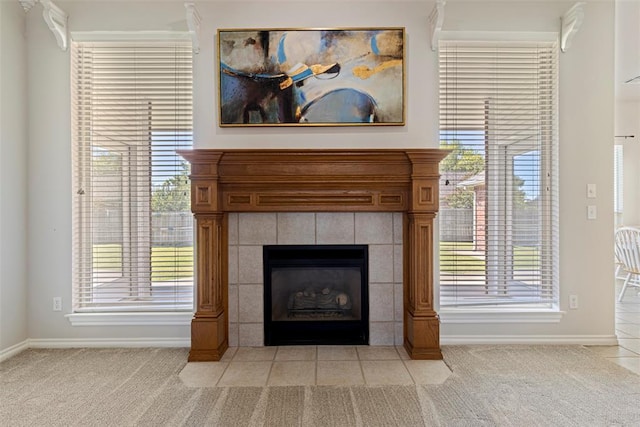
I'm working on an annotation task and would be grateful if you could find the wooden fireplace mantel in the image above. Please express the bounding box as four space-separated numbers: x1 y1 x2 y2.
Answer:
178 149 449 361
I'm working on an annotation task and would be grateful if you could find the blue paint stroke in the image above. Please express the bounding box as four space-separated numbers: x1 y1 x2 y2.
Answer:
371 34 380 55
277 33 288 64
299 88 377 123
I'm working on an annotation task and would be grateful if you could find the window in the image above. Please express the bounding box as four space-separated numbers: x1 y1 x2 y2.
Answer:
72 40 194 312
438 39 559 310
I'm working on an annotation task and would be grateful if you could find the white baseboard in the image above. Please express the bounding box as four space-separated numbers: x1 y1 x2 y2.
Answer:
3 335 619 361
1 338 190 360
28 337 191 348
0 340 30 362
441 334 619 346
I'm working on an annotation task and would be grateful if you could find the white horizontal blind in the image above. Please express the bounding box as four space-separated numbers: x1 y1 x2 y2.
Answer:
72 41 194 312
439 40 559 308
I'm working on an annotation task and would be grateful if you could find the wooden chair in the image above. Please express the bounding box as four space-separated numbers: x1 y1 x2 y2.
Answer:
615 226 640 302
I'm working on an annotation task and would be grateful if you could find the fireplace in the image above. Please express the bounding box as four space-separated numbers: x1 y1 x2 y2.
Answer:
263 245 369 346
178 149 448 361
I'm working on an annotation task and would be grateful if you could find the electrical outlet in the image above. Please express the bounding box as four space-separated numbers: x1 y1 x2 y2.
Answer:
53 297 62 311
587 205 597 220
569 295 578 310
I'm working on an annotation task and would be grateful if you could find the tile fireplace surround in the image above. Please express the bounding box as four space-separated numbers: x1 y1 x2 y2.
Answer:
178 149 448 362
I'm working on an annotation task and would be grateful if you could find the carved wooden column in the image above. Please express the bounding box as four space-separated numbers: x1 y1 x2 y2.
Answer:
178 151 229 361
403 151 445 359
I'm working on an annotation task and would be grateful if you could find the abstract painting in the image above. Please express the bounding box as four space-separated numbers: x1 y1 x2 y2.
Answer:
217 28 405 126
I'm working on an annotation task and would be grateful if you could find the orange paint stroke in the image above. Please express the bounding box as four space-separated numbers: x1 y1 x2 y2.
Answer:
352 60 402 80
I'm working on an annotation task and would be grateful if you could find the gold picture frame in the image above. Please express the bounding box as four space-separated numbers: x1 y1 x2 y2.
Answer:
217 27 405 127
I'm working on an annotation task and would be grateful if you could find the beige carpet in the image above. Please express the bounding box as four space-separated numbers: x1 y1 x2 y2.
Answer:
2 345 640 426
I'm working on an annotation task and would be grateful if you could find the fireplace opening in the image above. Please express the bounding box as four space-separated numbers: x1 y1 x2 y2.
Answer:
263 245 369 346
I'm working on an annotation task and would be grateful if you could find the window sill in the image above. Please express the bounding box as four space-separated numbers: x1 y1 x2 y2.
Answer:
439 308 565 324
66 312 194 326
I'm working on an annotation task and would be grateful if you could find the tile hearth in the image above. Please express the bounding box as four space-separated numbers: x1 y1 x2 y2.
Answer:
179 345 452 387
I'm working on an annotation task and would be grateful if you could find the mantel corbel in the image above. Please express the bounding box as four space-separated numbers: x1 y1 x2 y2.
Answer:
560 2 585 53
428 0 446 52
185 2 201 54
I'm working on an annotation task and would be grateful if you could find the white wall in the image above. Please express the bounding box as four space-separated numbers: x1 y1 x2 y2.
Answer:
20 0 616 345
615 100 640 226
0 1 29 353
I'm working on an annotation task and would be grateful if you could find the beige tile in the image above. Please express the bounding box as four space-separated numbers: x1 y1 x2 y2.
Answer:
228 213 239 245
317 360 364 385
393 212 403 244
607 357 640 375
617 304 640 313
238 246 263 284
238 324 265 347
368 245 394 283
369 322 396 346
393 245 403 283
277 213 316 244
618 338 640 353
267 361 316 386
617 330 635 339
616 323 640 338
275 346 317 361
356 345 400 360
369 283 394 321
317 345 358 360
228 284 239 323
233 346 276 361
393 283 403 321
361 360 413 385
316 213 355 244
617 312 640 324
238 213 277 245
586 345 640 357
355 212 393 244
228 323 239 347
238 284 263 323
404 360 452 384
218 361 272 387
179 362 229 387
228 246 239 284
220 347 238 362
394 322 404 346
395 345 410 360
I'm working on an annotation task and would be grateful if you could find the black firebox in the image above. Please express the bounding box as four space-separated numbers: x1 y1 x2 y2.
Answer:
263 245 369 346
